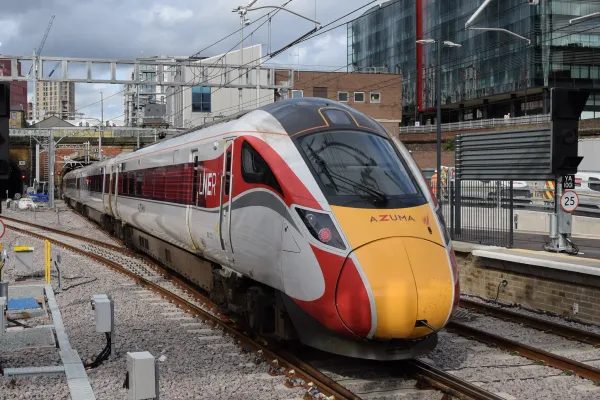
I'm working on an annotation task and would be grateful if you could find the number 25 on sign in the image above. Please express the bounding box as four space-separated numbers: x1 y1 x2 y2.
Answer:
560 190 579 213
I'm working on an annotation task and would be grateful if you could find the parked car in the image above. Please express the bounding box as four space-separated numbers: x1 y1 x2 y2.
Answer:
575 171 600 209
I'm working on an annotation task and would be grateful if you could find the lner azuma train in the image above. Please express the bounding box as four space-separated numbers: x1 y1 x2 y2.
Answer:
63 98 460 360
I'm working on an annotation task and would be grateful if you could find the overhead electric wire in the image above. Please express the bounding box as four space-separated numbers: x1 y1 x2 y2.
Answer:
108 0 381 126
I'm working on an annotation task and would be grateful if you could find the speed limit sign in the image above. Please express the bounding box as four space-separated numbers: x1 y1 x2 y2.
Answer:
560 190 579 213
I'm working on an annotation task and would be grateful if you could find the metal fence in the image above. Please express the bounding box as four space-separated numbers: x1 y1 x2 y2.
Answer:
434 177 515 247
400 114 550 134
9 127 185 139
428 172 600 248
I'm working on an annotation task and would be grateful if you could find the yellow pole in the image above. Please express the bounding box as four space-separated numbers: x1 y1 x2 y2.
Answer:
45 240 51 284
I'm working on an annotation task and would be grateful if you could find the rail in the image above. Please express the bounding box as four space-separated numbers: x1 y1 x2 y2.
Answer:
447 321 600 382
400 114 551 134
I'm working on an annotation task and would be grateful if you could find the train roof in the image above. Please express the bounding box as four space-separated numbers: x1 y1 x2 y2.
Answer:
260 97 388 137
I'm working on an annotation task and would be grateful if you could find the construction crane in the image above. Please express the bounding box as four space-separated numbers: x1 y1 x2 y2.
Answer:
27 14 55 77
48 61 61 77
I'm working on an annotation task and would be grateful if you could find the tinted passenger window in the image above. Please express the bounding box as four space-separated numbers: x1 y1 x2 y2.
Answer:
296 131 425 209
241 141 283 196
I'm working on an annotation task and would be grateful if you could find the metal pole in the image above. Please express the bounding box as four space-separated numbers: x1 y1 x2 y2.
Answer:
239 14 244 112
136 84 140 127
99 92 103 160
32 48 38 121
436 39 442 205
35 142 40 184
48 130 55 208
256 65 260 108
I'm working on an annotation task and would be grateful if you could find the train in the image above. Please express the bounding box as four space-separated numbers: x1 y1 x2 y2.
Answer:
62 97 459 360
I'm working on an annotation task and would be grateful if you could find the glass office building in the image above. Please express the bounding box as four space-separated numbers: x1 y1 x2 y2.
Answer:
348 0 600 125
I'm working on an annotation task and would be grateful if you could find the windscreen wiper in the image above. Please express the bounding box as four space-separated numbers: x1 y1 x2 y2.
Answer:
314 158 389 206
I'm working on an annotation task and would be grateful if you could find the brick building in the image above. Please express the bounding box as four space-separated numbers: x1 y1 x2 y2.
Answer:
0 60 28 114
275 70 402 134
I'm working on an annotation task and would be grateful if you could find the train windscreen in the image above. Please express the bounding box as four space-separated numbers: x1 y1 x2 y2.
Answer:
296 131 427 209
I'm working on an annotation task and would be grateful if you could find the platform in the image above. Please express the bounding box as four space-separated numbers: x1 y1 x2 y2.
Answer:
454 240 600 326
1 284 95 400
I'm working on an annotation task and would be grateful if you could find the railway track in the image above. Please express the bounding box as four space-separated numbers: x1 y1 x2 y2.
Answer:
2 214 504 400
453 299 600 383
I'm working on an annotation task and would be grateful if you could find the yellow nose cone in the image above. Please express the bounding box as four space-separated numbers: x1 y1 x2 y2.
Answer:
352 237 453 340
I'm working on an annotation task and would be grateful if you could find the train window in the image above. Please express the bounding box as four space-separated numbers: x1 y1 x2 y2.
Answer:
136 171 144 195
129 172 135 195
225 153 232 196
241 141 283 196
296 131 426 209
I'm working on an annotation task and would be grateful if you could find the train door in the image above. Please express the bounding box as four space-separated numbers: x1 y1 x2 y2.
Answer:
101 167 106 211
113 163 122 219
106 165 114 216
219 139 235 261
187 150 201 250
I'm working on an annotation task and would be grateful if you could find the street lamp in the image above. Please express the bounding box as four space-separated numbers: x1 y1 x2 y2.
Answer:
570 12 600 25
467 27 531 46
416 39 461 205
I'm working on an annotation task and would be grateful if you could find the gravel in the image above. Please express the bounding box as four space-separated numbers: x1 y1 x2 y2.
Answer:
462 292 600 336
424 331 600 400
2 200 122 247
0 226 308 399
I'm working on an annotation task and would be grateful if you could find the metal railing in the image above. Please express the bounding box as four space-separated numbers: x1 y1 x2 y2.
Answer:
400 114 550 134
428 173 600 247
9 127 183 139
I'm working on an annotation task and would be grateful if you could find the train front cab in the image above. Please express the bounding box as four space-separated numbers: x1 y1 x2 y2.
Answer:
282 128 460 360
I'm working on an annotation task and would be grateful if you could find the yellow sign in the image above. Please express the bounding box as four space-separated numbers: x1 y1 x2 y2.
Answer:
14 246 34 252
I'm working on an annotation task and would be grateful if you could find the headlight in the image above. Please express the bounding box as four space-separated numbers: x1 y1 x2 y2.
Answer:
295 208 346 250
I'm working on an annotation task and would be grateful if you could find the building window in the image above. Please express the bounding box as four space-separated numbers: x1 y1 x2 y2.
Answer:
10 125 16 129
291 90 303 99
354 92 365 102
370 92 381 104
338 92 349 102
313 87 328 98
10 112 16 120
192 86 211 113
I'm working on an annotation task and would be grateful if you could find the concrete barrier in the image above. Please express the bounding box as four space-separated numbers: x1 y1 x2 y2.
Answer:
514 210 600 238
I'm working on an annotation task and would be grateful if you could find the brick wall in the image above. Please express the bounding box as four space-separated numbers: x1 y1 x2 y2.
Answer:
456 252 600 324
275 70 402 122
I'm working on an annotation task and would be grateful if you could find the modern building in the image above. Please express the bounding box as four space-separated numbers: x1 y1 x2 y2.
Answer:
347 0 600 125
275 70 402 134
123 56 180 127
167 45 291 129
35 81 75 120
0 60 28 114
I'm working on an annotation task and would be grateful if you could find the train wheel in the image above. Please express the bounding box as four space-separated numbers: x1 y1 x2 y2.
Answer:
246 287 274 336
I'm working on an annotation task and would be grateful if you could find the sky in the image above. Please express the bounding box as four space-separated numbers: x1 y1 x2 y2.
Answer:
0 0 375 122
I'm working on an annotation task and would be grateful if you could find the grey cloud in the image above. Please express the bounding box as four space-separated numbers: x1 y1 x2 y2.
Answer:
1 0 371 120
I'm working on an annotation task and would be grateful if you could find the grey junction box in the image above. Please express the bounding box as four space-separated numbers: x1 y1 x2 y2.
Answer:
0 297 6 337
127 352 156 400
13 246 34 275
91 294 112 333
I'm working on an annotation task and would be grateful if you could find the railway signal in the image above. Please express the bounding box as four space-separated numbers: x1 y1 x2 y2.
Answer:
0 83 10 181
